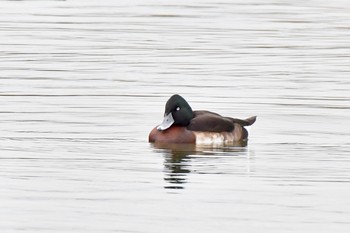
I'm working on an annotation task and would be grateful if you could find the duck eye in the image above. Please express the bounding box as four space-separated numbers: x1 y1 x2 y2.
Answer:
176 107 181 111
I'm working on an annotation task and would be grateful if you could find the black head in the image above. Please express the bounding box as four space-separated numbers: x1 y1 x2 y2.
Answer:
165 94 194 125
157 94 194 131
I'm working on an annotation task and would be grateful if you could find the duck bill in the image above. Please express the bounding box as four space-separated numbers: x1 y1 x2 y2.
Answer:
157 113 174 131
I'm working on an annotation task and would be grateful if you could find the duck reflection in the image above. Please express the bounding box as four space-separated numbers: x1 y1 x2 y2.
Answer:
153 143 195 189
151 142 248 190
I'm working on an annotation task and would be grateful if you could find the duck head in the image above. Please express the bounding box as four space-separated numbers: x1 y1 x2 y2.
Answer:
157 94 194 131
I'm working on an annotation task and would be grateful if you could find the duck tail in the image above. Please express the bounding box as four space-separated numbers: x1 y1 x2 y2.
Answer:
245 116 257 126
229 116 257 126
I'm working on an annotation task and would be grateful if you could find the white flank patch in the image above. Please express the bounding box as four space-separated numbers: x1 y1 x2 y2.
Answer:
194 132 234 145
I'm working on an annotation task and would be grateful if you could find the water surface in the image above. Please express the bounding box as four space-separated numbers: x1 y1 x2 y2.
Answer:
1 0 350 232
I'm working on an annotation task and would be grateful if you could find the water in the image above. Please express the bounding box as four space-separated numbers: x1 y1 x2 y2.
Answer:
1 0 350 232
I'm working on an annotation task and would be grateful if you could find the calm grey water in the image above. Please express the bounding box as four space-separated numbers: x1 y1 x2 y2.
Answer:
1 0 350 232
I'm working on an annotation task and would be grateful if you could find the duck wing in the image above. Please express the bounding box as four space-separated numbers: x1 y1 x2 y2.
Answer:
188 111 257 132
187 111 234 132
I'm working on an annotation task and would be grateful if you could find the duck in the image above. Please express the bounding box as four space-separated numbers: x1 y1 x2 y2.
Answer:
149 94 256 145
